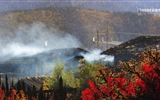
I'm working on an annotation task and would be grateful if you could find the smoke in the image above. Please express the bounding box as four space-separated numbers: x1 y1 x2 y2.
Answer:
1 43 45 57
0 21 114 77
80 49 114 65
0 22 81 58
0 22 83 77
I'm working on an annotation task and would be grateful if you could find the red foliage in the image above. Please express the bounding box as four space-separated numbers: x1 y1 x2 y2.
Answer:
8 87 17 100
0 86 5 100
0 86 17 100
81 80 101 100
81 63 160 100
141 64 160 99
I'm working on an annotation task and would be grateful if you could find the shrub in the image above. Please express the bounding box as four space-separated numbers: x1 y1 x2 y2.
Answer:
44 61 80 89
81 50 160 100
0 86 5 100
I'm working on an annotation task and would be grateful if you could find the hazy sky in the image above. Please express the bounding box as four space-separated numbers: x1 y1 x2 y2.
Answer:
0 0 160 13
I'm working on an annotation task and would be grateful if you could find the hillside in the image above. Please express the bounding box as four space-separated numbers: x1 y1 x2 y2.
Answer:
102 36 160 64
0 8 160 49
0 48 87 76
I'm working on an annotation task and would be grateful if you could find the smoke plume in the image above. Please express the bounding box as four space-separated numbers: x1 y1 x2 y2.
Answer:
0 22 113 77
0 22 83 77
80 49 114 65
0 22 81 58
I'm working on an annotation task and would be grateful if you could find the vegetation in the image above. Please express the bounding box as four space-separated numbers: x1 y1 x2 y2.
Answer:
0 86 26 100
0 49 159 99
81 49 160 100
77 61 106 89
44 61 80 89
1 8 160 48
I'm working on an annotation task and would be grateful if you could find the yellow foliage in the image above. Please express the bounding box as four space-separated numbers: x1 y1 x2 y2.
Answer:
15 90 26 100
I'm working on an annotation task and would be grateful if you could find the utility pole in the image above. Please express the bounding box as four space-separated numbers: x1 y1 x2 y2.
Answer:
106 25 109 49
93 30 106 49
97 30 99 49
93 29 109 49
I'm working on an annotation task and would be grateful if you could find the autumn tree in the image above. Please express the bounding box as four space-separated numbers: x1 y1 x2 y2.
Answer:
0 86 5 100
81 49 160 100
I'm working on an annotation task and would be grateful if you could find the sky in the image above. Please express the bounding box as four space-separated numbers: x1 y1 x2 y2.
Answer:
0 0 160 13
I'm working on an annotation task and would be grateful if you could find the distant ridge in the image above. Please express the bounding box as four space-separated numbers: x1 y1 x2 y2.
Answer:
0 8 160 49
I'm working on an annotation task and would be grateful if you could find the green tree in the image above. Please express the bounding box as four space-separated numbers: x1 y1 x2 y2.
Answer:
62 70 80 88
77 61 105 90
44 61 80 89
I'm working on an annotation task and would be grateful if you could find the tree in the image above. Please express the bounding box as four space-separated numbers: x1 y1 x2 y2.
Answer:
74 61 106 99
5 75 9 94
77 61 105 90
62 70 80 88
15 90 26 100
7 87 16 100
81 50 160 100
0 74 1 86
16 80 22 93
42 81 49 90
44 61 80 89
0 86 5 100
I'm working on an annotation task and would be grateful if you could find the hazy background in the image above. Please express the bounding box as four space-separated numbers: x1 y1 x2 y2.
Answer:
0 0 160 13
0 0 159 76
0 0 160 50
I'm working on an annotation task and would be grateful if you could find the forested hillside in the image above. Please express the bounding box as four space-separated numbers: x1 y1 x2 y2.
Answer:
0 7 160 49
